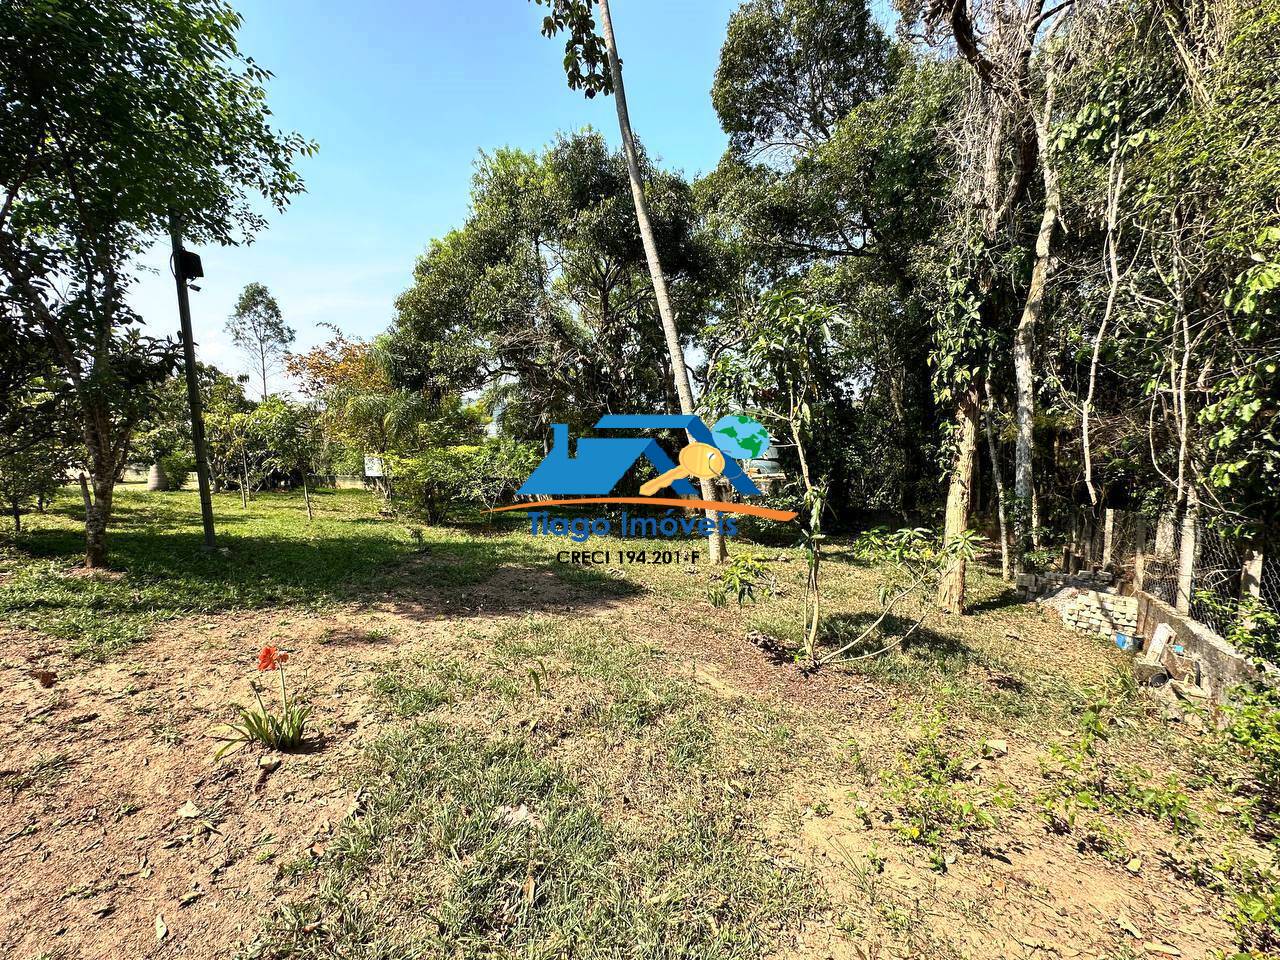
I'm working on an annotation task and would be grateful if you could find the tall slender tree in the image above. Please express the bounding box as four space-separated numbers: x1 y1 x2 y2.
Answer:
535 0 725 561
227 282 294 400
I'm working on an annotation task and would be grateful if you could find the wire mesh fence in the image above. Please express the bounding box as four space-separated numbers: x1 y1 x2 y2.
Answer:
1189 524 1243 638
1262 550 1280 622
1140 513 1180 608
1061 505 1271 644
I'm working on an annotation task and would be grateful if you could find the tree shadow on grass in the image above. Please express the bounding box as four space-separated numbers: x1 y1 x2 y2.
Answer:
819 611 991 678
963 586 1024 615
4 501 640 657
379 540 641 622
815 610 1039 716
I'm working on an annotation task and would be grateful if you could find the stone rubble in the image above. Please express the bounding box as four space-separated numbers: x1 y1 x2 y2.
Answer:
1059 590 1139 640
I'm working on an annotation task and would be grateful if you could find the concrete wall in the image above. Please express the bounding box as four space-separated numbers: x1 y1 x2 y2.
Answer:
1132 588 1274 706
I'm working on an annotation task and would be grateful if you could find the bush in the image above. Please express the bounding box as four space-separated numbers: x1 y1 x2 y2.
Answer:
157 452 194 491
735 491 804 544
388 438 539 522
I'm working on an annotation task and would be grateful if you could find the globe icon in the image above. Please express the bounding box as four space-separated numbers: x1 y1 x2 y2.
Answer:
711 414 771 461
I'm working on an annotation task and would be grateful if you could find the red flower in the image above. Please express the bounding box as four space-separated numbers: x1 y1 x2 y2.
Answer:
257 646 289 671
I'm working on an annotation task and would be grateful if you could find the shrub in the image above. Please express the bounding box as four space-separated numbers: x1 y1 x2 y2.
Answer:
883 716 1009 870
157 452 194 491
1225 684 1280 832
388 438 538 522
708 551 772 607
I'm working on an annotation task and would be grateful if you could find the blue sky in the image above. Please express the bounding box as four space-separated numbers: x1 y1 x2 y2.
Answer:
129 0 743 393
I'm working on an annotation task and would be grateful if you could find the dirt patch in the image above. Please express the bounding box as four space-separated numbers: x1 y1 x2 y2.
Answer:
0 555 1248 960
779 776 1233 960
0 607 413 960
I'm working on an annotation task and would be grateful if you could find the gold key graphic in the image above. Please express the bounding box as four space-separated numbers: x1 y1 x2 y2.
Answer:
639 441 726 496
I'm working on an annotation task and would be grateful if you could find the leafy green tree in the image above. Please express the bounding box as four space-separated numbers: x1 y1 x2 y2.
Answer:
288 330 435 488
711 0 887 156
705 3 960 520
709 288 849 661
0 439 75 535
248 397 322 520
0 0 314 567
227 282 294 400
136 363 252 492
389 438 538 523
392 132 711 436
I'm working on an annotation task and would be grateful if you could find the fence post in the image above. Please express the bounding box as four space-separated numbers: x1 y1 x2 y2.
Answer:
1156 511 1176 556
1132 515 1148 592
1102 508 1115 568
1241 546 1264 630
1176 494 1199 614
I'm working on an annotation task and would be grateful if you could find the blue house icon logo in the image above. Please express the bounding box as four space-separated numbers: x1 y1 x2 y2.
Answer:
518 415 764 497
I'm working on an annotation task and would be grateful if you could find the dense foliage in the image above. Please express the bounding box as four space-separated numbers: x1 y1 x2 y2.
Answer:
0 0 314 564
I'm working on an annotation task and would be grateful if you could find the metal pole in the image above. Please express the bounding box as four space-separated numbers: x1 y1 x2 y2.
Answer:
168 210 217 551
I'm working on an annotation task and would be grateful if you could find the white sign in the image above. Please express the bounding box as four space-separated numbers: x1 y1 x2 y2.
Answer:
364 456 385 478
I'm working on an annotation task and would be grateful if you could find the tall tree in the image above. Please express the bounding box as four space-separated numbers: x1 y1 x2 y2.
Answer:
391 133 710 437
535 0 726 561
706 0 959 520
0 0 314 567
899 0 1072 603
227 282 294 400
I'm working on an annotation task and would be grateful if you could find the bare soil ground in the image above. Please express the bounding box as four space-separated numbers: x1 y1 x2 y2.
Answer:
0 496 1257 959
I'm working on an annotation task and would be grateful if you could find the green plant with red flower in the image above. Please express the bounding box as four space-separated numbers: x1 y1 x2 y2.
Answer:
215 646 311 759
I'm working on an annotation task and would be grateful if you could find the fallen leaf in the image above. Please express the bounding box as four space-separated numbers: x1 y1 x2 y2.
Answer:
1115 914 1142 937
1143 943 1180 957
984 739 1009 758
1126 857 1143 874
176 801 200 819
29 669 57 688
155 914 169 941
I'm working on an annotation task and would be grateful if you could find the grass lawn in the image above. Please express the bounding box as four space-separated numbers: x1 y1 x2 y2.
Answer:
0 487 1272 959
0 485 541 658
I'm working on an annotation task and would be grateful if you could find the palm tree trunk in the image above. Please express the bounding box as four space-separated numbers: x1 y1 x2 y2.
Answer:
597 0 723 564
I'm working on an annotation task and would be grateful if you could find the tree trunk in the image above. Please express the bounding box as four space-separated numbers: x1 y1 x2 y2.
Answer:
938 385 980 614
11 499 20 535
240 449 249 509
81 411 124 569
300 472 312 522
1084 138 1125 509
982 380 1011 582
597 0 723 564
1031 482 1042 551
1175 487 1198 614
85 475 113 568
1012 77 1061 571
